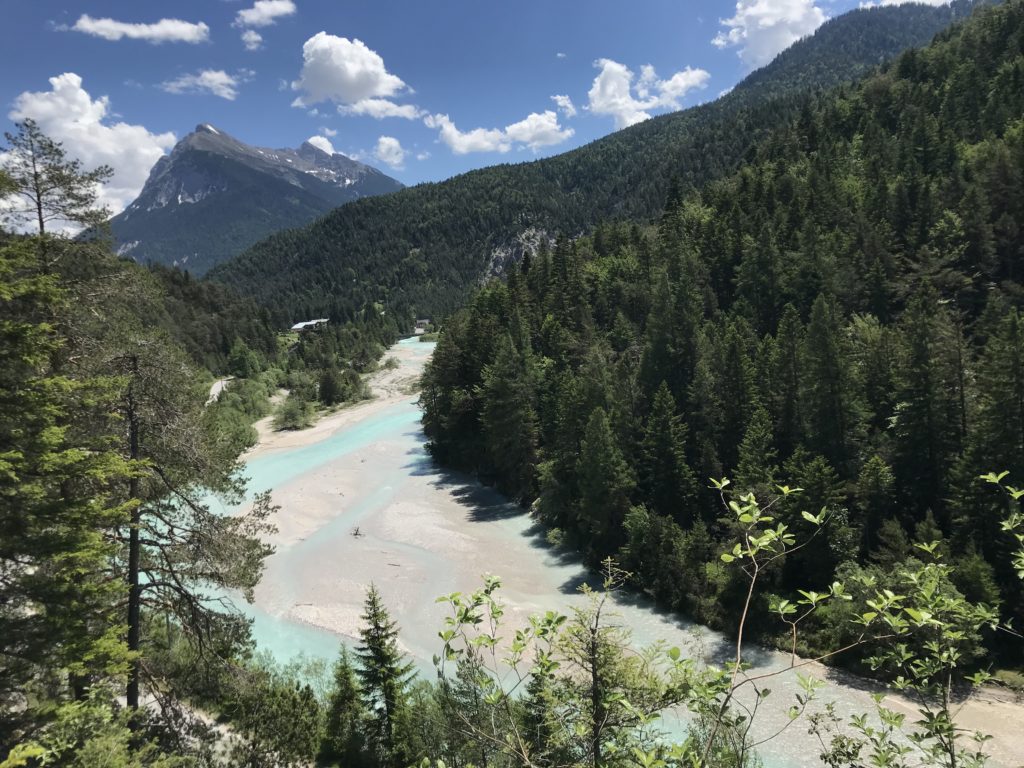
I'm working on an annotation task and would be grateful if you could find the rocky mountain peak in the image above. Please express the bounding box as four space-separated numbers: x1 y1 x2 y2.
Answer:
109 124 404 275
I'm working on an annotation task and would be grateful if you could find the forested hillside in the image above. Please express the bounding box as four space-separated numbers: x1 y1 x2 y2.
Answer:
209 0 983 325
422 0 1024 664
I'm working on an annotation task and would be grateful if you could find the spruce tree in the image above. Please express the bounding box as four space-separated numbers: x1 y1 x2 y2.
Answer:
715 320 758 470
736 405 778 493
319 366 345 406
324 646 369 766
640 382 697 526
686 340 724 485
855 455 896 554
890 290 963 523
479 336 539 501
734 233 781 335
802 294 852 471
227 337 261 379
848 313 895 435
637 271 676 400
770 304 804 457
0 236 130 741
356 584 415 768
576 407 634 555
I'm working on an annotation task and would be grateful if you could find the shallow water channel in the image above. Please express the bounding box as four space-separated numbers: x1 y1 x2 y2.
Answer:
216 338 1007 768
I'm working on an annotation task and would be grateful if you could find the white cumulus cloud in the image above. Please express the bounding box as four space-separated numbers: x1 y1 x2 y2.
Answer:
504 111 574 151
320 126 337 137
306 135 336 154
340 98 423 120
374 136 407 168
6 73 175 218
234 0 295 48
424 109 574 155
424 114 509 154
587 59 710 129
70 14 210 44
551 94 577 118
241 29 263 50
291 33 408 109
713 0 827 68
235 0 297 28
161 70 249 100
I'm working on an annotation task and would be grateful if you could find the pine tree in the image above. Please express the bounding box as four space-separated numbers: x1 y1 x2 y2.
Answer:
802 294 852 471
576 408 634 555
890 290 963 523
225 667 323 767
479 336 539 501
0 237 130 740
715 320 758 470
640 382 697 526
1 119 112 246
855 455 896 554
70 288 276 713
356 584 415 768
324 647 369 766
319 366 345 406
2 125 277 722
736 405 778 493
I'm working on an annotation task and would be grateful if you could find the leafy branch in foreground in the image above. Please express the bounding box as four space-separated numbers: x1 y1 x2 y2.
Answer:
419 471 1024 768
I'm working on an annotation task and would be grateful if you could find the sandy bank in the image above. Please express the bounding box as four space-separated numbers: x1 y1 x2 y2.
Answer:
247 341 430 460
240 338 1024 767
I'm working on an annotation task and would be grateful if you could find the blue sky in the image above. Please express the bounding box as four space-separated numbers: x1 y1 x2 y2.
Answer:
2 0 926 214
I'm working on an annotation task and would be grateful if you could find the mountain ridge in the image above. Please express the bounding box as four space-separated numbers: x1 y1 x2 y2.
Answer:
109 124 403 275
209 0 989 323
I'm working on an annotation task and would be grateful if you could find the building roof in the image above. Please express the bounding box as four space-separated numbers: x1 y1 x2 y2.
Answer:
290 318 329 331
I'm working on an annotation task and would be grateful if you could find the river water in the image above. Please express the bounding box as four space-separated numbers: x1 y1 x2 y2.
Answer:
220 338 1012 768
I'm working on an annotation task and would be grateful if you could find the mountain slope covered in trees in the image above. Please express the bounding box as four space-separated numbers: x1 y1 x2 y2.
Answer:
422 0 1024 664
209 0 985 325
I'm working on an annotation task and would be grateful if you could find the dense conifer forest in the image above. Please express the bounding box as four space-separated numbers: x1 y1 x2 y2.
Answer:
422 0 1024 665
